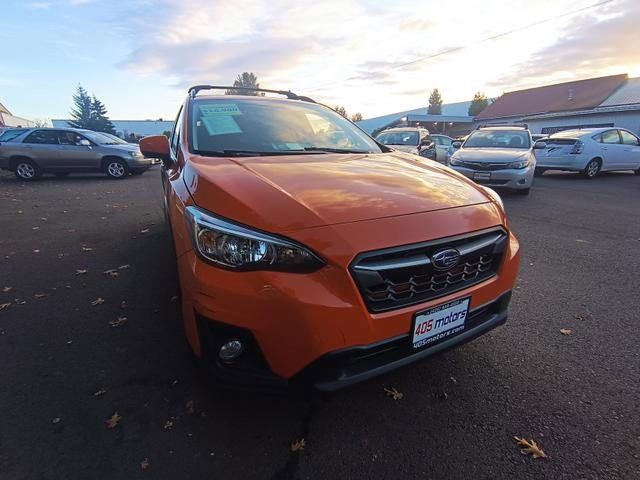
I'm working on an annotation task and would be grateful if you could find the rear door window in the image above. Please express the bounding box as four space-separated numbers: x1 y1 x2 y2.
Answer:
619 130 640 146
58 131 84 145
24 130 59 144
599 130 621 144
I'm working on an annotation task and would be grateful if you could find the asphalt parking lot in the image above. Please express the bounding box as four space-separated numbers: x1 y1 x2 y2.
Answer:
1 168 639 480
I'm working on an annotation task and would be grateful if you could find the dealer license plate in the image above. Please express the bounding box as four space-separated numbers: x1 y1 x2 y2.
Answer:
473 172 491 181
412 297 470 349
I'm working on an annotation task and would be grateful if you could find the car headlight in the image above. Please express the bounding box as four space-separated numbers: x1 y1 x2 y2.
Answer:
478 186 504 211
129 150 142 158
185 206 325 272
506 158 530 169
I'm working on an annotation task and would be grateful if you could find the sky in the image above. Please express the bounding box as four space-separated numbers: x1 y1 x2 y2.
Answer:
1 0 639 121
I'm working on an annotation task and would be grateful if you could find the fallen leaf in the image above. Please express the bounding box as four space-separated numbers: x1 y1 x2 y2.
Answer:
82 247 93 252
140 228 150 234
105 412 121 429
163 420 173 430
560 328 573 336
169 295 178 303
33 249 40 253
52 417 61 424
384 387 404 400
93 389 107 397
91 298 105 306
186 400 195 414
40 217 47 222
118 264 130 270
291 438 306 452
2 287 12 293
514 436 548 459
119 300 128 309
109 316 128 327
140 458 150 471
34 293 48 299
32 226 39 231
104 269 119 277
76 269 88 275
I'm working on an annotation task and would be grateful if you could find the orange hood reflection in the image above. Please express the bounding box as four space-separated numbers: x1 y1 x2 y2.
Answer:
184 152 490 233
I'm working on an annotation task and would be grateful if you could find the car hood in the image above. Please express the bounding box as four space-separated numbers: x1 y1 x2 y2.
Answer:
452 148 529 163
106 143 140 153
184 152 491 232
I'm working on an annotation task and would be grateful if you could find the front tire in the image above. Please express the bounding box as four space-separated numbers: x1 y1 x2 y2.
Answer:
14 159 41 181
583 159 601 178
534 167 546 176
105 159 128 179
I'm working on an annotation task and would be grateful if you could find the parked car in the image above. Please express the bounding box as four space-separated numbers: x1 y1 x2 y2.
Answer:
535 127 640 177
449 126 544 195
138 85 521 391
420 134 454 164
375 127 431 156
0 127 152 180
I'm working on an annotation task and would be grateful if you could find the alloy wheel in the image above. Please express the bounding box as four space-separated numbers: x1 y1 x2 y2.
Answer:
107 162 126 178
16 163 35 179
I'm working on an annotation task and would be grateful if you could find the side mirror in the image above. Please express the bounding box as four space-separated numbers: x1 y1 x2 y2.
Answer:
533 141 547 149
140 135 171 165
78 139 91 146
451 141 462 149
419 138 432 147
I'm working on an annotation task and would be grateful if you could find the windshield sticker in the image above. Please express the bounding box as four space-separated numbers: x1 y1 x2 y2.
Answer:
201 115 242 136
199 103 242 116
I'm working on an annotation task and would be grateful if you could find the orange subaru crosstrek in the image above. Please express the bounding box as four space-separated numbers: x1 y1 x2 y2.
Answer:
139 86 520 391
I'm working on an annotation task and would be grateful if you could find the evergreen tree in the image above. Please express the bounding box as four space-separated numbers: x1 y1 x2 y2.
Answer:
226 72 264 96
90 95 116 134
428 88 443 115
468 91 490 117
68 85 93 129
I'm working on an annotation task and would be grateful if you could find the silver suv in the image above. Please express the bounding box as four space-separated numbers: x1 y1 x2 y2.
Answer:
449 126 546 195
0 128 152 180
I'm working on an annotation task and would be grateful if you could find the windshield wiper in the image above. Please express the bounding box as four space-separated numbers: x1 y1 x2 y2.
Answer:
302 147 370 153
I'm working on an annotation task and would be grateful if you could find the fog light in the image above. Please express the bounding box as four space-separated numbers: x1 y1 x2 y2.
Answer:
219 339 244 363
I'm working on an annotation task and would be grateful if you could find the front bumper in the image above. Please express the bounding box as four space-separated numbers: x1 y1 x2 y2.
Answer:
175 220 520 390
452 164 535 189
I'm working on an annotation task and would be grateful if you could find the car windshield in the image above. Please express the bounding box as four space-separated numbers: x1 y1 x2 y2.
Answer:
0 128 28 142
376 131 419 146
190 98 382 156
463 130 531 149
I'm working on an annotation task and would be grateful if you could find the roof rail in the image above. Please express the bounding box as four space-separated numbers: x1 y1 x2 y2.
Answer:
187 85 315 102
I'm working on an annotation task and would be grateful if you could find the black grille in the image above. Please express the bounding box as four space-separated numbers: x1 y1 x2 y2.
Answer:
457 161 512 171
350 228 507 313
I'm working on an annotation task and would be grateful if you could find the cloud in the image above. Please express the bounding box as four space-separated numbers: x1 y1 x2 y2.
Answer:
29 2 50 9
490 0 640 91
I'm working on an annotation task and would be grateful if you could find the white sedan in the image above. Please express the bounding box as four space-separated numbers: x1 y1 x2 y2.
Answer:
535 127 640 178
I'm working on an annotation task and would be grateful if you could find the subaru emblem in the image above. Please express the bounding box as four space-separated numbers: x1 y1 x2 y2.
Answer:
431 248 461 271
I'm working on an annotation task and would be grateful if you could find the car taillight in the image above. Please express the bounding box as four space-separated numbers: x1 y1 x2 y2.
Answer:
570 140 583 154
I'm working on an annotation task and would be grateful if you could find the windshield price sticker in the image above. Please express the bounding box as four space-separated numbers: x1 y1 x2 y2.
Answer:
199 104 242 116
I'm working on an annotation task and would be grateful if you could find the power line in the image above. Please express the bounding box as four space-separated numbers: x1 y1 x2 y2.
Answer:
307 0 615 92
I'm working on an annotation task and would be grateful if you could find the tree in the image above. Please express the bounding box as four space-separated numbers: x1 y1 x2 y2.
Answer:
351 112 363 122
68 85 93 129
334 105 348 118
468 91 490 117
428 88 443 115
90 95 116 134
226 72 265 96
